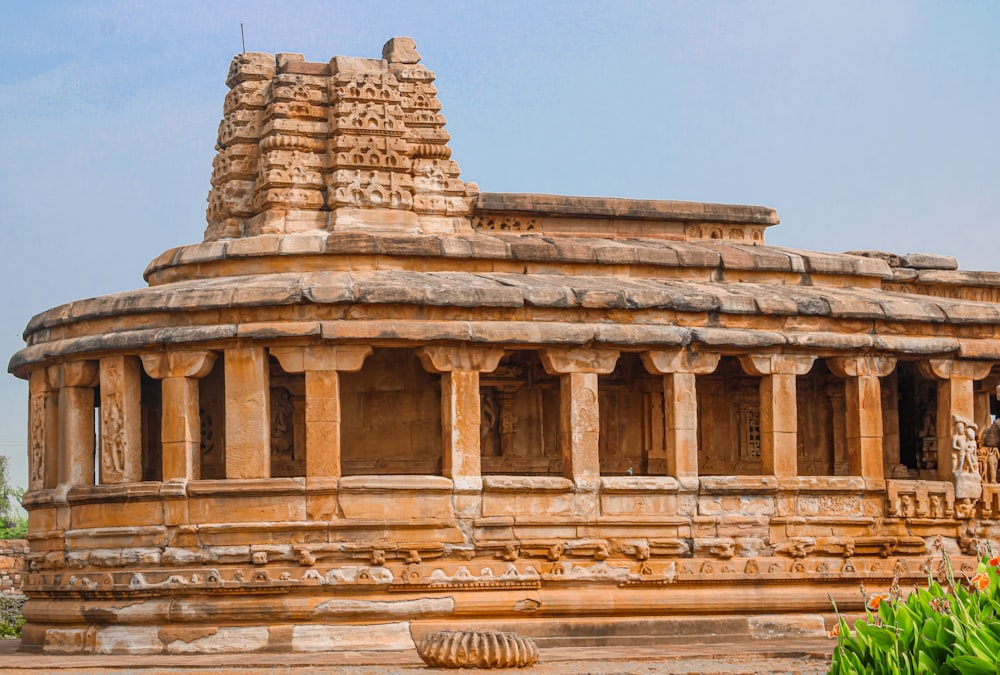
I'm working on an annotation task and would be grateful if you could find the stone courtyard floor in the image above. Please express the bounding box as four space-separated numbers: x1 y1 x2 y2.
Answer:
0 638 833 674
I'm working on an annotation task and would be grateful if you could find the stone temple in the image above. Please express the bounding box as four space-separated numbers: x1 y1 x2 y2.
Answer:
9 37 1000 655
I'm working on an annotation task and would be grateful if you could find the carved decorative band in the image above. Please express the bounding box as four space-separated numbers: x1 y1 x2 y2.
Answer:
408 142 452 159
258 134 327 153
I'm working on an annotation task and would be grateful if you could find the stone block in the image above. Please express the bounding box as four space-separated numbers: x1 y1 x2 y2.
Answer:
383 37 421 64
95 626 163 654
698 494 775 516
715 515 771 538
292 622 415 652
748 614 826 639
483 491 577 518
901 252 959 270
165 626 270 654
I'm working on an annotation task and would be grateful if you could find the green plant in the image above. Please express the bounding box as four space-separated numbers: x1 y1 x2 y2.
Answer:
830 554 1000 674
0 456 27 540
0 594 25 639
0 519 27 540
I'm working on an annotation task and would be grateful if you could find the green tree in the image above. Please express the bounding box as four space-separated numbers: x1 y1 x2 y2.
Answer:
0 456 26 539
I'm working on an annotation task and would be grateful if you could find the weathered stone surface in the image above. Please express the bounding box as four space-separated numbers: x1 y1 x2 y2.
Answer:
9 35 1000 659
901 252 960 270
292 622 415 652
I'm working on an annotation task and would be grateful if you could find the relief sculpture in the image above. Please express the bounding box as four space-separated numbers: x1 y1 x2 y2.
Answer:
28 395 44 485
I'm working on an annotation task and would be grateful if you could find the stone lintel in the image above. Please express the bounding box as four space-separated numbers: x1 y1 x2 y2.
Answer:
826 355 897 379
540 348 620 375
141 351 218 380
919 358 995 381
224 347 271 480
642 349 720 375
46 361 99 389
960 340 1000 361
271 345 372 373
737 353 815 377
417 345 505 373
476 193 778 225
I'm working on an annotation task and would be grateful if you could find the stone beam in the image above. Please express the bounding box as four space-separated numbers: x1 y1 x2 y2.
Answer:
418 346 505 492
738 353 815 478
642 349 720 478
224 348 271 480
272 345 372 479
827 356 896 481
46 361 100 488
541 349 619 491
141 351 218 482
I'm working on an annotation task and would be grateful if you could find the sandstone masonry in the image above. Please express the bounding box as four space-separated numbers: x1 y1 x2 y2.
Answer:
8 38 1000 655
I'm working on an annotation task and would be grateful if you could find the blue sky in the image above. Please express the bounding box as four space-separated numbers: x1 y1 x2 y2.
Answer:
1 1 998 489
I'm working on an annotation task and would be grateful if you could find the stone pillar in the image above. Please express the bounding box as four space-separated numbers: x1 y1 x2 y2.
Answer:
98 356 143 484
974 374 999 432
27 369 59 491
641 349 720 478
738 354 815 478
224 347 271 479
271 346 372 479
540 348 620 490
141 351 217 482
918 359 994 481
46 361 100 488
827 356 896 481
418 346 505 491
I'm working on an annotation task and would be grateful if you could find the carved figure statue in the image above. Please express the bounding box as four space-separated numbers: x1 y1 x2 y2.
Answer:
269 388 293 458
981 418 1000 484
965 425 981 476
929 493 943 518
953 418 980 475
952 419 967 473
480 391 500 456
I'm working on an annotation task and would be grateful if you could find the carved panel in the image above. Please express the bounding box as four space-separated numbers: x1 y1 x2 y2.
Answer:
28 393 45 488
473 216 538 232
100 390 125 482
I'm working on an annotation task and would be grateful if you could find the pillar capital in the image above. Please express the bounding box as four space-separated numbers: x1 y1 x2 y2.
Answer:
738 353 815 377
642 349 720 375
919 358 994 382
141 351 217 380
827 355 897 379
271 345 372 373
417 345 505 373
540 348 619 375
46 361 99 389
30 368 53 393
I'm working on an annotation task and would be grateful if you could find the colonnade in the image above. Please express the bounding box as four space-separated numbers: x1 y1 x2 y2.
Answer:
25 344 999 494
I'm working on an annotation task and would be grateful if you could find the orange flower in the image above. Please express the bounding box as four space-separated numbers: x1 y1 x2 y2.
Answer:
867 593 889 611
828 624 840 638
989 556 1000 568
972 573 990 591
